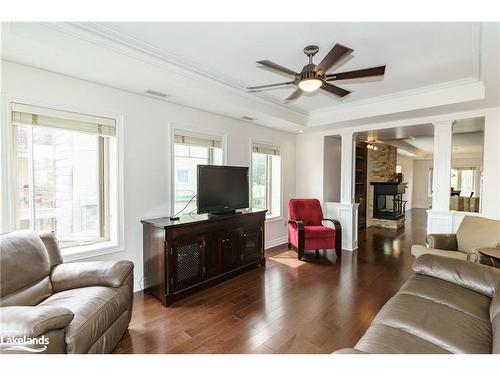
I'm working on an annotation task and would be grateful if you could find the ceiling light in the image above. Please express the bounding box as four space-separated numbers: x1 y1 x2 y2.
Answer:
298 78 322 92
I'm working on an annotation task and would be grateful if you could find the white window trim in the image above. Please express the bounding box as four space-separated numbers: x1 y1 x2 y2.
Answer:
169 122 227 216
1 95 125 261
249 138 283 221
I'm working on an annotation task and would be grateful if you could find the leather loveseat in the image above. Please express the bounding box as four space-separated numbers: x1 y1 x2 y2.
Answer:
411 216 500 264
0 230 134 354
336 254 500 353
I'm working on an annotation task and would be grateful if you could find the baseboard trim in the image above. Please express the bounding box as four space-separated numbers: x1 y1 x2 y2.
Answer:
265 235 288 250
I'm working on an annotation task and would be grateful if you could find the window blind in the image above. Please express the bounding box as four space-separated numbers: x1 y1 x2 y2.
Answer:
11 103 116 137
252 143 280 156
174 130 222 148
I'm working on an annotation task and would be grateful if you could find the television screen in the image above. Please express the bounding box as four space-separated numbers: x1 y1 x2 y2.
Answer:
197 165 249 215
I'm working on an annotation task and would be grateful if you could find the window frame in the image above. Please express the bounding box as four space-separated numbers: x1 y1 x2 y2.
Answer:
249 139 283 221
13 125 110 247
170 123 227 217
1 97 124 261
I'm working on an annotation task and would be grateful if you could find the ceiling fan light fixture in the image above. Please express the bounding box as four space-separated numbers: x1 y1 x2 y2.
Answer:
298 78 322 92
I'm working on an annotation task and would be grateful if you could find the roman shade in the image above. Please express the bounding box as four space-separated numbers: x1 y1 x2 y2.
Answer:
11 103 116 137
252 143 280 156
174 130 222 148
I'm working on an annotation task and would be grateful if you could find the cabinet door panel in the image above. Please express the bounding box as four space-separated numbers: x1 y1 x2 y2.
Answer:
203 235 222 279
221 228 243 271
242 224 262 264
171 235 203 292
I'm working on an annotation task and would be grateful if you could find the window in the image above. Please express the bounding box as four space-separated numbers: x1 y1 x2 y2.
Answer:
173 130 223 215
451 167 476 197
177 169 189 184
251 143 281 218
11 103 116 249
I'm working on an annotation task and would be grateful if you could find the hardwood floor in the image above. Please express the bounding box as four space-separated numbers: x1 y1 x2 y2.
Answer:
113 209 427 354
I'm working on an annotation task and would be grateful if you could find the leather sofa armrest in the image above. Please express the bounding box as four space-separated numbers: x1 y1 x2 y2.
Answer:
333 348 368 354
412 254 500 297
0 306 74 337
465 247 497 264
51 260 134 292
425 233 458 250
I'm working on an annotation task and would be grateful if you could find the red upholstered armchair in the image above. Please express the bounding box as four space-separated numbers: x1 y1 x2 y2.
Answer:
288 199 342 260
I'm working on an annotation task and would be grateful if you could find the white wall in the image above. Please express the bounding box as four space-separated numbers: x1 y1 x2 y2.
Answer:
323 136 341 202
397 155 414 211
412 159 433 209
1 61 296 291
295 132 324 200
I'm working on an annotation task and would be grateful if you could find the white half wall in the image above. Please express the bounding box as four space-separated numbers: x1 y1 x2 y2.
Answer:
1 61 296 291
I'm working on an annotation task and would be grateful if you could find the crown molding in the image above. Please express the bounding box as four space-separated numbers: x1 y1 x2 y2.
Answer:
307 77 485 127
42 22 309 119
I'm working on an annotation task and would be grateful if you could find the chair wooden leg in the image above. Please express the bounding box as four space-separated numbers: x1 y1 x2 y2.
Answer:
288 242 291 249
298 246 304 260
335 226 342 258
315 249 319 256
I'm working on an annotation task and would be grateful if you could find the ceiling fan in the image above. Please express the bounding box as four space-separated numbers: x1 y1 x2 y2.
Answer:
247 44 386 102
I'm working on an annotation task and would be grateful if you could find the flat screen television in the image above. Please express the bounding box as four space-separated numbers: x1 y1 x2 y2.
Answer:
197 165 249 215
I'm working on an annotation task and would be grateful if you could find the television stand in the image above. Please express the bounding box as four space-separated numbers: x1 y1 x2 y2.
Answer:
141 209 267 306
207 210 241 218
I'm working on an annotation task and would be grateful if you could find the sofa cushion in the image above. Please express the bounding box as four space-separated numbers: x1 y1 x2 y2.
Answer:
0 230 52 306
355 323 451 354
303 226 335 239
0 276 52 307
456 216 500 253
371 287 492 353
40 285 130 353
400 274 491 322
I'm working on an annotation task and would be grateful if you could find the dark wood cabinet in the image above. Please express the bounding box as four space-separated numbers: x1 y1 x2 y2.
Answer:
221 228 243 271
142 210 266 306
170 234 204 292
355 143 368 229
242 224 262 264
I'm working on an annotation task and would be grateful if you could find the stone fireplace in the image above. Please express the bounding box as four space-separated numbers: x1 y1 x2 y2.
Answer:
371 182 407 221
366 143 406 229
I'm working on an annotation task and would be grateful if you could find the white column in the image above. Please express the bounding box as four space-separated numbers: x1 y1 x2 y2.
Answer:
431 121 453 212
340 130 354 204
325 130 358 251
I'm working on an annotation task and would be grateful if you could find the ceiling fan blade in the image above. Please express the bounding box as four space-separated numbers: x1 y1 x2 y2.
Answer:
326 66 386 81
247 81 295 91
315 43 353 73
257 60 297 76
321 83 351 97
285 89 302 102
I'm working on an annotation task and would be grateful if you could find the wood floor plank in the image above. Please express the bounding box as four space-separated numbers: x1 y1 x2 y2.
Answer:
114 209 427 354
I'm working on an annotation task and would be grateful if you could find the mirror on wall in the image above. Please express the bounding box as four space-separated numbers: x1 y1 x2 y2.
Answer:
450 118 484 213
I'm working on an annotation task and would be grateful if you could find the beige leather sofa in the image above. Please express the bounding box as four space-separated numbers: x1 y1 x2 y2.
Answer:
336 254 500 353
0 230 134 354
411 216 500 263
